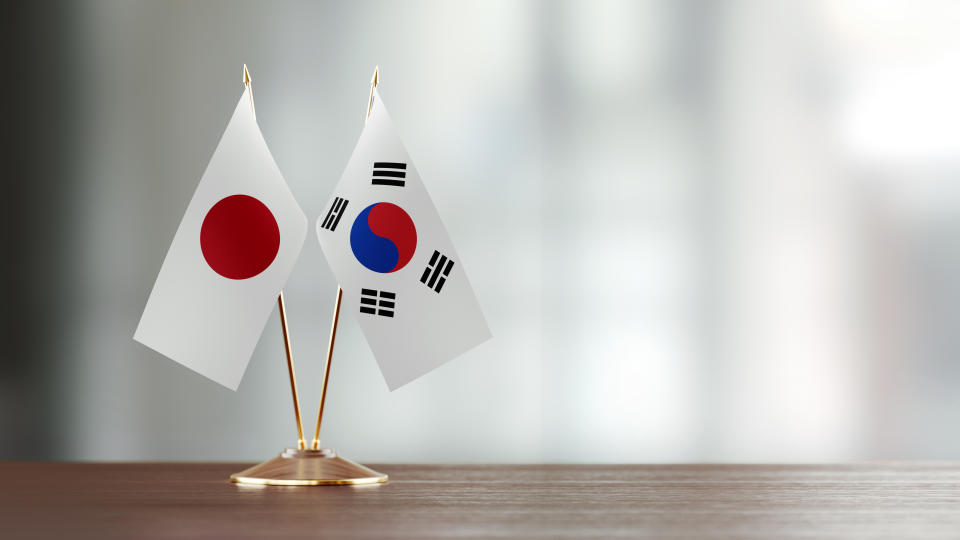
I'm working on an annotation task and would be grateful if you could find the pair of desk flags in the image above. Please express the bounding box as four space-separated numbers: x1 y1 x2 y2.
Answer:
134 76 490 391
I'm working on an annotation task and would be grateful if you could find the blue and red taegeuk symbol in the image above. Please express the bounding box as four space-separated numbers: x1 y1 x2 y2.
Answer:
350 202 417 273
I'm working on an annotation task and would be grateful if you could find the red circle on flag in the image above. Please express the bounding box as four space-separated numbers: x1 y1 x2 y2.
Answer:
200 194 280 280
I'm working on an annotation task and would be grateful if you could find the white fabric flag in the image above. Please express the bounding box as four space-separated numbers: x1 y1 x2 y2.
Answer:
317 89 490 390
135 87 307 390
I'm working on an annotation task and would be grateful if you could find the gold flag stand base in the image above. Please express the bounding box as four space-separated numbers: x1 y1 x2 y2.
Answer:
231 448 388 486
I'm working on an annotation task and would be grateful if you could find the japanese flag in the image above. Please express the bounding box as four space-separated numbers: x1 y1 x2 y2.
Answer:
317 88 490 390
135 86 307 390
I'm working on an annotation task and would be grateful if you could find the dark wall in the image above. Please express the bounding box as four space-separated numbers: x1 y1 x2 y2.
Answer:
2 2 79 459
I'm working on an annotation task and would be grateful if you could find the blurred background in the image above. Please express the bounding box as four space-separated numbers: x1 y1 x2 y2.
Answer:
3 0 959 463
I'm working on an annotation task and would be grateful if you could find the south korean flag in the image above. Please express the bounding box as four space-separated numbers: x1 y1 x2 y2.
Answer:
316 87 490 390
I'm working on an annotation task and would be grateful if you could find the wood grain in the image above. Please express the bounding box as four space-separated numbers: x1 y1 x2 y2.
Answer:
1 462 959 539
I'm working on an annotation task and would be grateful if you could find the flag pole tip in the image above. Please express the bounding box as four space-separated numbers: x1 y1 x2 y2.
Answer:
371 65 379 87
243 64 251 86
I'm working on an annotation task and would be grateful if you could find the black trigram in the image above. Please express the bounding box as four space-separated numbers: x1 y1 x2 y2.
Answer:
420 250 454 293
372 162 406 187
320 197 349 231
360 289 395 318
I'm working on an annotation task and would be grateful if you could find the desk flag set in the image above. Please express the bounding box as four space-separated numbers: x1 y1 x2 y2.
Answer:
135 65 489 485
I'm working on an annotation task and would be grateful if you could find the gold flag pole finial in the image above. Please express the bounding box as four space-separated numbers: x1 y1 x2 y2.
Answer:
244 63 305 450
310 66 380 450
366 65 379 121
242 64 256 118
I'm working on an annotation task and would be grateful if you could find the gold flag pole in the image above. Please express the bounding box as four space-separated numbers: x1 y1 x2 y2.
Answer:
277 292 306 449
244 64 307 450
230 66 387 486
309 65 378 450
310 287 342 449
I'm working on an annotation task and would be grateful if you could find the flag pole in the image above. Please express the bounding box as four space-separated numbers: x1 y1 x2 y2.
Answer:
277 292 306 450
244 64 306 450
310 65 378 450
310 287 341 449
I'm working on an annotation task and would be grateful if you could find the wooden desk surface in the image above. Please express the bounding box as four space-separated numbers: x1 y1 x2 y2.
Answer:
2 462 959 539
